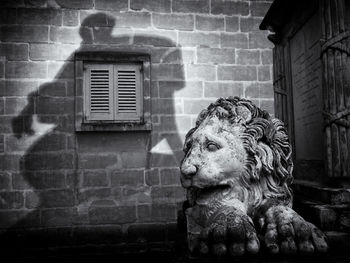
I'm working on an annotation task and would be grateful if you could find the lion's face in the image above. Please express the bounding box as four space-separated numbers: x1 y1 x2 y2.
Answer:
180 114 248 208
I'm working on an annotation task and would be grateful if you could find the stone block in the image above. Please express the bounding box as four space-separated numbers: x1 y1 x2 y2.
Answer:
250 2 272 17
30 43 77 61
0 191 24 209
246 82 273 99
0 8 16 24
258 65 272 81
49 26 81 44
240 17 263 32
218 65 257 81
25 189 75 208
221 33 248 48
151 186 185 203
1 80 39 96
204 82 243 98
56 0 93 9
0 210 40 228
153 13 194 31
152 64 185 81
1 25 48 43
0 172 10 190
195 15 224 31
63 10 79 26
36 97 74 114
78 187 111 203
113 12 151 28
24 152 75 170
120 152 148 169
159 81 203 98
173 0 209 13
78 154 118 169
145 169 160 186
261 49 273 64
160 168 181 186
95 0 128 11
249 32 273 49
41 207 78 227
83 170 108 187
186 64 216 81
127 223 166 242
260 99 274 114
179 32 220 47
5 61 47 79
111 170 144 187
4 97 28 115
197 48 235 64
184 99 214 114
225 16 239 32
236 49 260 65
131 0 171 13
211 0 249 15
17 8 62 25
89 205 137 224
13 171 66 190
0 43 29 61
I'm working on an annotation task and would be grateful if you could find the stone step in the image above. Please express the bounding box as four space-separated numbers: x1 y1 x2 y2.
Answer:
292 179 350 205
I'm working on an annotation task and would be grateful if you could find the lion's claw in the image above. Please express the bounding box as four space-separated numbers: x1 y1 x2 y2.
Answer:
261 206 328 254
198 209 260 256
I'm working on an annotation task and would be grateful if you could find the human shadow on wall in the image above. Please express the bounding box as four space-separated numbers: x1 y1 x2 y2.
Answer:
2 12 186 252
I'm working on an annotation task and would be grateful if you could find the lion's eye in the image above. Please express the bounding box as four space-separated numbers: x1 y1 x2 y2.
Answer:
207 142 220 152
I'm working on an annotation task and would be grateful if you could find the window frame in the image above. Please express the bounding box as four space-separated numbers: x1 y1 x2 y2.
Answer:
75 51 151 132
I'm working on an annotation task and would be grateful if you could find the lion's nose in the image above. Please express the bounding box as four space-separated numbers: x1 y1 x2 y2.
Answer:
181 163 197 178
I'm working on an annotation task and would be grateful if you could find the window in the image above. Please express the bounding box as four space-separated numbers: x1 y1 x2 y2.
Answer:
75 52 151 131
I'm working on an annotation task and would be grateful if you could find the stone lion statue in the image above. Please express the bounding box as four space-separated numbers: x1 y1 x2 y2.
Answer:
180 97 328 256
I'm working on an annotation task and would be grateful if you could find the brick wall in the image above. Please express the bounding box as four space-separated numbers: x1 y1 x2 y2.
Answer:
0 0 273 254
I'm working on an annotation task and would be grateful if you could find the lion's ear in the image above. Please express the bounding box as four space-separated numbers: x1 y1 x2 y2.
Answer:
236 105 252 123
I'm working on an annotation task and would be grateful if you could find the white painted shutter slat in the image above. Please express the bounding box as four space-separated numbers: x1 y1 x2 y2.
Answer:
115 64 142 121
85 64 114 121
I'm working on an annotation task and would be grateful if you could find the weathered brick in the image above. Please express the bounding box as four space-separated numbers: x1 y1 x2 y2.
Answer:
249 32 273 49
79 10 111 27
17 8 62 25
260 99 274 115
56 0 93 9
152 64 185 81
173 0 209 13
95 0 128 11
159 116 192 132
131 0 171 13
41 207 78 227
36 97 74 114
26 189 75 208
0 43 29 61
121 152 148 169
4 97 28 115
197 48 235 64
184 99 214 114
38 81 67 97
218 65 257 81
261 49 273 64
258 65 272 81
133 31 176 47
113 12 151 28
127 223 166 241
195 15 224 31
0 8 16 24
151 204 177 221
112 170 144 187
0 210 40 228
48 61 74 79
152 98 183 114
186 64 216 81
63 10 79 26
211 0 249 15
250 2 272 17
145 169 160 186
0 116 14 134
236 49 260 65
204 82 243 98
5 61 47 79
49 26 81 44
25 153 74 170
160 168 180 185
151 47 192 64
13 171 66 190
78 187 111 203
83 170 108 187
0 25 48 43
30 43 77 61
246 82 273 99
89 205 136 224
179 32 220 47
221 33 248 48
151 186 185 203
153 13 194 31
159 81 203 98
0 191 24 209
1 80 39 96
0 172 11 190
225 16 239 32
78 154 118 169
240 17 263 32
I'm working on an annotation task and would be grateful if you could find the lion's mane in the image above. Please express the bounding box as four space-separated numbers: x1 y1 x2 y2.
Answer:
184 97 294 214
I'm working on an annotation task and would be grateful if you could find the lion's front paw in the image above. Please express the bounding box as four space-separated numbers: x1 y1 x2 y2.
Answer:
198 209 260 257
260 206 328 254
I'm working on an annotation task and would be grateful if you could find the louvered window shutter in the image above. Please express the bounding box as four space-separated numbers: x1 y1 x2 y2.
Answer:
115 64 142 121
85 64 114 121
